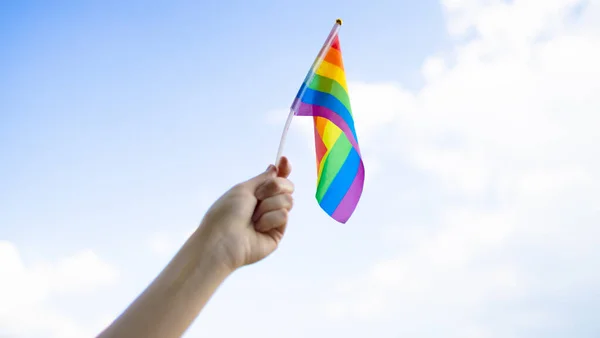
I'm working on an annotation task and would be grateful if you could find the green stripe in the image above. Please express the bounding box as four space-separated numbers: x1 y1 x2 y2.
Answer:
308 74 352 114
316 134 353 202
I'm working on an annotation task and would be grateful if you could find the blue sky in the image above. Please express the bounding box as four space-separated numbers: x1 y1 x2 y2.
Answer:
1 0 445 247
2 0 600 337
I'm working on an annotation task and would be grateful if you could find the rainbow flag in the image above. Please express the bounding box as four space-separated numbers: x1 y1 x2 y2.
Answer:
291 20 364 223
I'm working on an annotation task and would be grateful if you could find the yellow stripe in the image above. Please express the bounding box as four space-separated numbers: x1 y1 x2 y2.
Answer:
317 121 342 181
317 148 332 185
321 120 342 149
317 152 327 186
315 60 348 92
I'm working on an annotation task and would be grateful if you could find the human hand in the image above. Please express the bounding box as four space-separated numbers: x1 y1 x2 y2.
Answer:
97 158 293 338
198 156 294 272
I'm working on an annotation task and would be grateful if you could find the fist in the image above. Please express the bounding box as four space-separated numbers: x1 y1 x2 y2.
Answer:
199 157 294 271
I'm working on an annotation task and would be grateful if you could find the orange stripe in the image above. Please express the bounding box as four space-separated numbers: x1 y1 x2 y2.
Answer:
314 116 327 139
324 47 344 70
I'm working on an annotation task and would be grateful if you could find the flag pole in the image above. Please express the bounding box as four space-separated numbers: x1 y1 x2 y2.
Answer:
274 18 343 166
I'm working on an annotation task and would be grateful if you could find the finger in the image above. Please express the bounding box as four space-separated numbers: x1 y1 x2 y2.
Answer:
252 193 293 222
244 165 277 189
255 177 294 201
265 223 287 243
254 209 288 232
276 156 292 178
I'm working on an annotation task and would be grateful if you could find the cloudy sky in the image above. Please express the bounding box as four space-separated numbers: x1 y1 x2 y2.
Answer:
2 0 599 337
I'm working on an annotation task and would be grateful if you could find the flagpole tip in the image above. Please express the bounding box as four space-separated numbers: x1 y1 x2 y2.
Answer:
336 18 343 25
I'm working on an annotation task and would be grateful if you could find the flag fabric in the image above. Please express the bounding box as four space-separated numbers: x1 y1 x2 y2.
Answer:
291 28 364 223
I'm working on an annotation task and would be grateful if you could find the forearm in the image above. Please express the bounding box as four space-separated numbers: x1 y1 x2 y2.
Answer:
98 226 232 338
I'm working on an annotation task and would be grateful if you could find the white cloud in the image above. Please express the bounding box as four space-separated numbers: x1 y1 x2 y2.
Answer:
0 241 119 338
422 56 447 82
317 0 600 335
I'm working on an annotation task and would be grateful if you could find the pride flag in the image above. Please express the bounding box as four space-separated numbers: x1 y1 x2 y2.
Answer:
291 19 364 223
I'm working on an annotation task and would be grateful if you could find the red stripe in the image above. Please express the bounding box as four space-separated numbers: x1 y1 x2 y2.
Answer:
330 35 341 51
313 117 327 168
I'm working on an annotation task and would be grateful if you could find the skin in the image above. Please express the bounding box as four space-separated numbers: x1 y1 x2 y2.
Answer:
97 156 295 338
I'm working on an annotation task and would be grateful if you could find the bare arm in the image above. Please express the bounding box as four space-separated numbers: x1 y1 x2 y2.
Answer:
97 157 294 338
97 228 231 338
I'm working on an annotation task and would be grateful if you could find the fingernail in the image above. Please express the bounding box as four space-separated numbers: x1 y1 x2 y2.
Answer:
266 165 276 173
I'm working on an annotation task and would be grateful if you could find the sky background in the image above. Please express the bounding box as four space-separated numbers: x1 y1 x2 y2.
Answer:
1 0 600 337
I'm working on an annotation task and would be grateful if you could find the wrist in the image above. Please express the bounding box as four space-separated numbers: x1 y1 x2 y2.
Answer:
191 224 237 277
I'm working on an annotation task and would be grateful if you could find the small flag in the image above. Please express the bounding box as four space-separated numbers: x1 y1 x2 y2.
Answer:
291 19 364 223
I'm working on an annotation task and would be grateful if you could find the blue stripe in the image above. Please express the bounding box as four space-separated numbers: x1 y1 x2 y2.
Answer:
318 147 361 215
294 80 309 99
295 84 358 141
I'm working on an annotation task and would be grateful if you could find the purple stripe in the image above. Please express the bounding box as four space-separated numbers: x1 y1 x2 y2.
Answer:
331 161 365 223
293 101 361 156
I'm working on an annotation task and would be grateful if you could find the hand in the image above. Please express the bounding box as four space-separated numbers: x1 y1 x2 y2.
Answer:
97 159 293 338
198 156 294 271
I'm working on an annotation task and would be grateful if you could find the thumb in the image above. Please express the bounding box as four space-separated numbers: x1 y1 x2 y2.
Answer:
244 164 277 189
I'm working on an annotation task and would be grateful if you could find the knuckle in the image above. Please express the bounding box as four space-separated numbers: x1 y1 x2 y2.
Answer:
278 209 289 223
264 178 280 193
284 194 294 209
257 209 288 231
